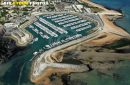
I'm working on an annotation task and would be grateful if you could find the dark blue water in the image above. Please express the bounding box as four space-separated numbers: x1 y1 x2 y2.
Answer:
92 0 130 33
86 0 130 85
0 0 130 85
0 13 97 85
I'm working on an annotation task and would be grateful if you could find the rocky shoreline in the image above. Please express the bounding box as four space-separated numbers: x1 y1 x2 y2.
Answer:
46 39 130 85
0 37 25 64
30 0 130 84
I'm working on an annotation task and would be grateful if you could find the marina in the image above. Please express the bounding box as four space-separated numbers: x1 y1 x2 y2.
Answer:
0 0 130 84
27 13 99 52
0 12 103 85
29 12 104 83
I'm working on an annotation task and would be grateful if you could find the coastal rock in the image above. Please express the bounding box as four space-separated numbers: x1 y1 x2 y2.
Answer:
0 37 22 64
51 51 64 62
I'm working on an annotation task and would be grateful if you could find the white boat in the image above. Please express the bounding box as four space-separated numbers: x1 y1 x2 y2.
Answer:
34 38 38 41
33 52 38 55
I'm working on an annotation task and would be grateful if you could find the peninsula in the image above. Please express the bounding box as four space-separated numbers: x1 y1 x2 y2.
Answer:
29 0 130 85
0 0 130 85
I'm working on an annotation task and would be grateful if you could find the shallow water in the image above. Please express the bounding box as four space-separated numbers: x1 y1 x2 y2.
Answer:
0 0 130 85
85 0 130 85
92 0 130 33
0 13 97 85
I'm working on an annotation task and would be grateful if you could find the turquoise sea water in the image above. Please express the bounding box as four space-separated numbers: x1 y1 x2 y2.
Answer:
0 14 96 85
0 0 130 85
86 0 130 85
92 0 130 33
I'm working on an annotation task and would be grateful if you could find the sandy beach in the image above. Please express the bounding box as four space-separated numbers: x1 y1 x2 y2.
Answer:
30 0 130 84
81 0 122 15
78 0 130 46
87 14 130 46
36 0 130 57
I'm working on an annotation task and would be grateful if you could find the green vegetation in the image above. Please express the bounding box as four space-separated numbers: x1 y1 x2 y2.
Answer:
0 19 5 25
103 39 130 49
0 8 8 24
46 4 55 11
91 7 104 13
80 2 89 7
0 38 14 63
80 2 104 13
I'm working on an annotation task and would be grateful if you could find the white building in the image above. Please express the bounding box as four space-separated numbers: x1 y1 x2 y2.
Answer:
4 23 18 34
